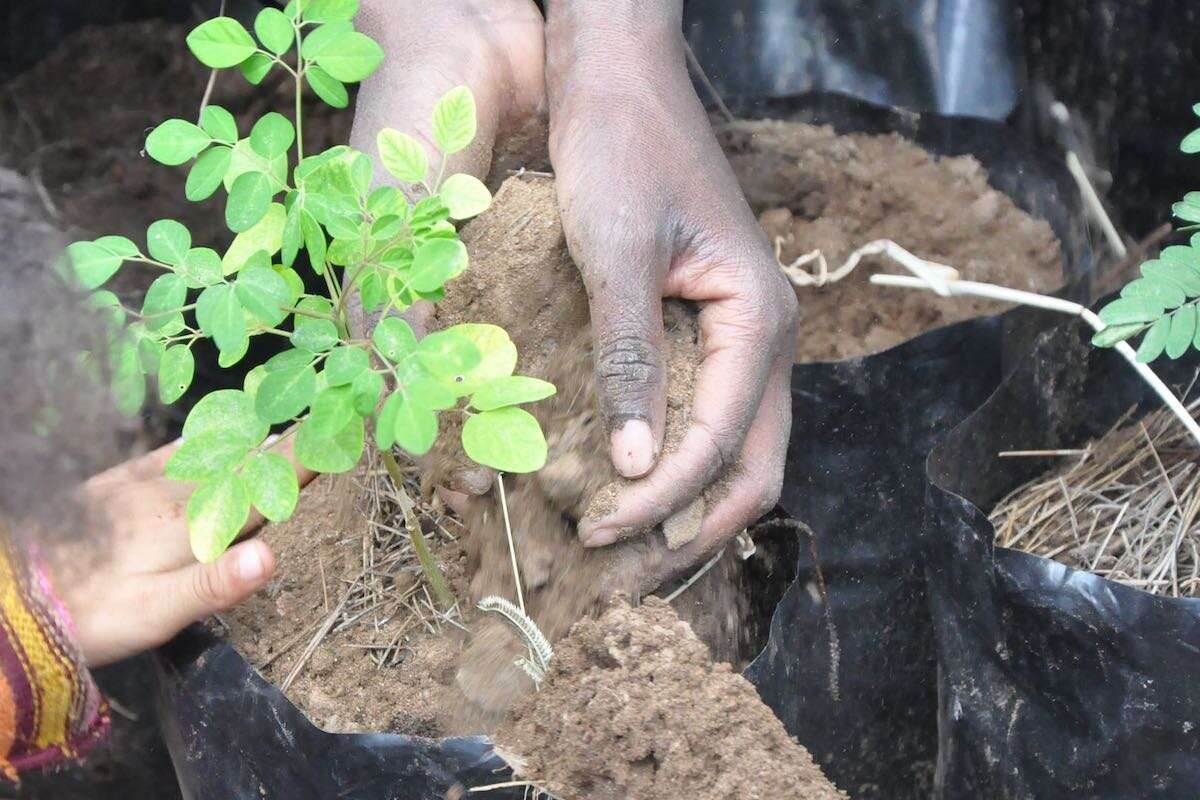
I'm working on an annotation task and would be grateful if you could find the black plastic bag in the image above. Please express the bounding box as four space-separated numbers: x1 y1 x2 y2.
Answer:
153 94 1091 800
926 316 1200 798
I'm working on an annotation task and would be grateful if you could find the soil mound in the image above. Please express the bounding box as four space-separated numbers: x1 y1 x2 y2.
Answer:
494 598 847 800
720 119 1064 361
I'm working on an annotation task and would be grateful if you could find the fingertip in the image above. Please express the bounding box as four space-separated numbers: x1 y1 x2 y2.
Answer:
231 539 275 589
579 525 619 548
611 419 656 478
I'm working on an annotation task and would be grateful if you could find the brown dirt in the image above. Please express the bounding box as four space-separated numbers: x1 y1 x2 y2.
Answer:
225 471 470 736
719 119 1064 362
493 598 846 800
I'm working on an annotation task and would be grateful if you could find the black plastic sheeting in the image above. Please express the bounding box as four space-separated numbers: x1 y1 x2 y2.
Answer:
927 317 1200 799
152 94 1091 799
685 0 1019 120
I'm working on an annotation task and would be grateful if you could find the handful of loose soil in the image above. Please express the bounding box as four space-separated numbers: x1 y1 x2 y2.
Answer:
491 598 846 800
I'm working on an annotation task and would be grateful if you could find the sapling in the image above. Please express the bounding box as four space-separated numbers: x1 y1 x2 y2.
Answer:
60 1 556 564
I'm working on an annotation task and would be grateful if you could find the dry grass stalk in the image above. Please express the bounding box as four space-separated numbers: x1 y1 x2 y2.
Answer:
993 397 1200 597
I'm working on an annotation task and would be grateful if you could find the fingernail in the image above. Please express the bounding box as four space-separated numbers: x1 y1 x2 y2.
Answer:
235 544 267 582
580 527 619 548
611 419 656 478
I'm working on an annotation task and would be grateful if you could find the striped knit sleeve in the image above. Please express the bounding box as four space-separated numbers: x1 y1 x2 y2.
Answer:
0 535 108 781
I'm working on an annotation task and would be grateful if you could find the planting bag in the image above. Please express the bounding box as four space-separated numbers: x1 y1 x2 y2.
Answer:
926 317 1200 797
685 0 1019 120
152 95 1090 800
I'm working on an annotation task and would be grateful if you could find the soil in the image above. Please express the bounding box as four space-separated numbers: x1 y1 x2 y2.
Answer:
719 119 1065 362
493 598 846 800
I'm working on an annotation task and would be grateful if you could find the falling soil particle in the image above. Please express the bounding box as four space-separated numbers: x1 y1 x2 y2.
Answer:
718 119 1064 362
493 598 847 800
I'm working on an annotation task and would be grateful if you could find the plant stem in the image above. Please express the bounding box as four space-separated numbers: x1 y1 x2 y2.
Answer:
496 473 526 615
381 451 456 611
871 273 1200 448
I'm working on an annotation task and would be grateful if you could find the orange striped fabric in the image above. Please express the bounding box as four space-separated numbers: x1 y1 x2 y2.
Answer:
0 528 107 781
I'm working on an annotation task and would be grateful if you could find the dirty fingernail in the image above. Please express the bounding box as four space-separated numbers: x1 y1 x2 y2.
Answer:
235 544 268 583
611 420 655 478
580 526 619 548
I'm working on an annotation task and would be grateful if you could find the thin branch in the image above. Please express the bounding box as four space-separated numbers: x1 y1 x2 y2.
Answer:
868 270 1200 448
496 473 526 614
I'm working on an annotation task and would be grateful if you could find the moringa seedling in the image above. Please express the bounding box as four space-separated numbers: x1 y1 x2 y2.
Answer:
61 1 555 563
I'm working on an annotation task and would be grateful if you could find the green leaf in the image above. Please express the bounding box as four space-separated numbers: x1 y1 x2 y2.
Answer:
305 66 349 108
137 332 165 372
371 215 402 240
250 112 296 159
225 139 288 192
142 273 188 332
274 264 304 304
226 171 274 233
377 129 428 183
462 407 547 473
67 241 124 289
180 247 223 288
471 376 557 411
147 219 192 265
1121 276 1187 309
186 146 233 202
158 345 195 403
368 186 408 219
1092 325 1135 350
109 338 146 417
256 364 318 423
1136 317 1170 362
1174 198 1200 224
292 319 339 352
407 377 457 410
1167 305 1198 359
352 369 384 415
243 452 299 522
1144 254 1200 296
418 330 480 377
432 86 477 155
266 348 314 372
218 335 250 369
187 17 258 68
372 317 416 360
446 323 518 395
184 389 269 444
188 473 252 563
304 0 359 22
255 7 294 55
236 265 291 326
244 365 268 399
295 414 364 473
300 21 353 59
146 119 211 166
309 30 383 83
282 198 303 267
94 236 141 258
1097 296 1164 326
224 203 287 274
200 105 238 143
302 212 327 270
195 284 248 356
438 173 491 219
240 52 274 84
166 429 253 482
410 239 466 292
1183 129 1200 155
325 346 370 386
380 392 438 454
308 385 356 438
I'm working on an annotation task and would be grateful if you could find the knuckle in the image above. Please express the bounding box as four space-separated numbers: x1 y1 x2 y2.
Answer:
190 565 227 610
692 418 738 479
594 332 660 412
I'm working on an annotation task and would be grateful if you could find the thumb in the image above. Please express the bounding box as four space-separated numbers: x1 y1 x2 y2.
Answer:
157 540 276 636
585 262 668 479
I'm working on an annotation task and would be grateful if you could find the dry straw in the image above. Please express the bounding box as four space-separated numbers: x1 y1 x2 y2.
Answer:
992 396 1200 597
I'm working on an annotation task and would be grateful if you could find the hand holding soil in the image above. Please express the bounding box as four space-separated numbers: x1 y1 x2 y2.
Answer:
546 1 799 559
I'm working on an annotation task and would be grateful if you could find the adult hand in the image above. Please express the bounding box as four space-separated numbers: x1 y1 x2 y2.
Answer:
352 0 545 192
41 439 314 667
545 2 798 572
